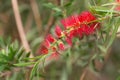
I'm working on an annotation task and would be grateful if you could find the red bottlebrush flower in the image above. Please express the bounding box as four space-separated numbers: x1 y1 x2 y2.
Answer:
61 11 100 38
40 45 48 54
39 11 101 57
78 11 100 35
46 34 55 43
55 25 62 37
58 42 65 50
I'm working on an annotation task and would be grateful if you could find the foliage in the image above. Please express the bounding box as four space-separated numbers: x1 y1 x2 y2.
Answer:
0 37 30 72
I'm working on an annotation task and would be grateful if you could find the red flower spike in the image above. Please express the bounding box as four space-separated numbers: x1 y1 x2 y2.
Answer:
78 11 100 36
58 42 65 50
40 11 101 58
61 11 100 39
46 34 55 43
55 25 62 37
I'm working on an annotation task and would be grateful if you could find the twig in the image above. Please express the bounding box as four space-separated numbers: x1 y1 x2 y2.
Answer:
29 0 42 35
11 0 33 58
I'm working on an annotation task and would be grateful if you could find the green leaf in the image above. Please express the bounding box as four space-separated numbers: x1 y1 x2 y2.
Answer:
30 59 41 80
14 62 35 67
15 47 24 60
91 6 120 14
30 55 47 80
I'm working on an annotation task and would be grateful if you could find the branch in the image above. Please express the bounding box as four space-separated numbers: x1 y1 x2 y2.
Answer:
11 0 33 58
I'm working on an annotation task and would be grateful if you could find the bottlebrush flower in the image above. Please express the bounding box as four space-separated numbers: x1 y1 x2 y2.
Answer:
61 11 100 36
39 11 100 57
55 25 62 37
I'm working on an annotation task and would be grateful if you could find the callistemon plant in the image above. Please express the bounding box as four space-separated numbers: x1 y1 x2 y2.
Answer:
40 11 100 59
